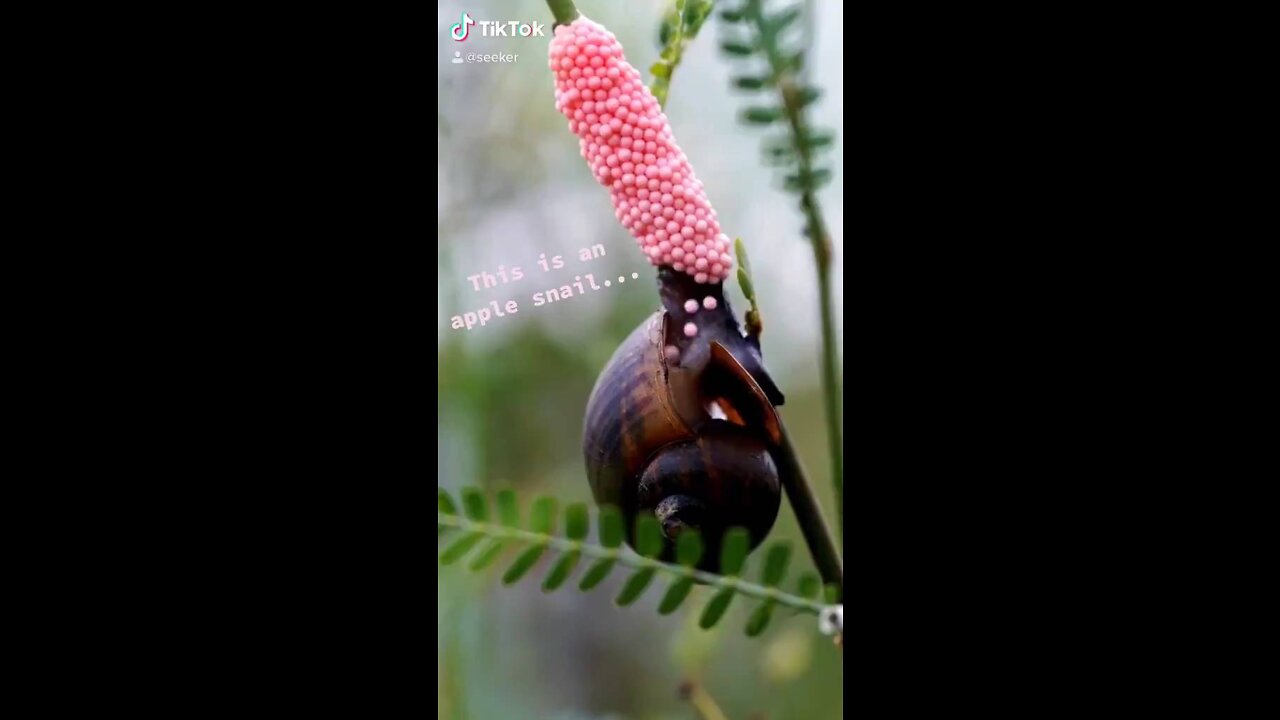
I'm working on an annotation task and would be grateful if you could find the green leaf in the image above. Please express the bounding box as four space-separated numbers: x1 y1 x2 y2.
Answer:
468 539 505 571
719 8 745 22
461 487 488 522
440 531 483 565
636 516 664 558
737 268 755 301
599 506 624 548
503 544 546 585
496 490 519 527
784 168 832 192
762 147 797 167
658 577 695 614
732 75 770 90
734 238 752 276
542 550 580 592
803 130 835 149
699 587 735 628
762 543 791 586
763 136 794 155
438 489 457 535
720 527 750 575
794 86 822 107
565 503 589 540
785 51 804 73
658 15 675 46
741 106 783 124
796 572 821 599
650 61 672 79
720 41 755 55
615 567 657 606
438 489 458 515
676 531 703 566
686 0 714 34
745 601 775 636
767 7 801 32
579 558 616 590
824 583 840 604
529 496 557 534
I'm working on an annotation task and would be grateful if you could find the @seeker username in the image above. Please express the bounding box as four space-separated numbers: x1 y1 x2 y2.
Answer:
462 52 519 63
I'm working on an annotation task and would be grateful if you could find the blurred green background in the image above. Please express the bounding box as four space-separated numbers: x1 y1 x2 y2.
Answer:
439 1 843 717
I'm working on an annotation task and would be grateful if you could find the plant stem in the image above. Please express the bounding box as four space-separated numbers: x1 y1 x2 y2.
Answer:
803 197 842 542
773 425 843 597
545 0 580 26
747 0 844 541
680 681 729 720
438 512 830 615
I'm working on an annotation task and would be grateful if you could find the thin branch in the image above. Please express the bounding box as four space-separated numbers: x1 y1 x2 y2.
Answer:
773 425 843 596
438 512 828 615
745 1 844 541
680 680 730 720
545 0 580 26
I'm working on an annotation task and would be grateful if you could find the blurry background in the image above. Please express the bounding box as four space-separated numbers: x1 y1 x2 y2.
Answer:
439 1 843 717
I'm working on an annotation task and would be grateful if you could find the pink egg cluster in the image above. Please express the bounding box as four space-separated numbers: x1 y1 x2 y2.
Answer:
549 18 733 284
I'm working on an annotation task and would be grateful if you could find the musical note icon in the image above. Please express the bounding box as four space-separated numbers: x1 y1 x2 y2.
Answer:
451 12 475 42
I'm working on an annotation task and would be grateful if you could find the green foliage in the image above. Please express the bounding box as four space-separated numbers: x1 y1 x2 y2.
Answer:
741 106 784 124
717 2 847 537
469 540 506 571
745 600 775 636
599 506 624 548
658 577 695 614
529 496 557 534
699 587 735 628
616 567 657 605
675 531 704 566
565 503 589 540
438 487 831 637
440 531 483 565
578 558 615 590
762 542 791 586
461 487 488 521
650 0 718 107
716 0 835 198
504 545 546 585
496 489 519 527
796 572 820 599
542 550 580 591
636 516 664 558
735 237 763 337
719 527 750 576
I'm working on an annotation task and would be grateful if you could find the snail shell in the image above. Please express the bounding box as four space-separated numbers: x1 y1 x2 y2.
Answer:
582 309 782 569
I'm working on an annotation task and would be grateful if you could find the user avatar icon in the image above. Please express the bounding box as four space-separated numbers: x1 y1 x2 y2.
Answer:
452 51 464 64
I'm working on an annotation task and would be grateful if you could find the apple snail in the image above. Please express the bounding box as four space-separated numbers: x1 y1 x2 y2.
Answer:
551 17 788 570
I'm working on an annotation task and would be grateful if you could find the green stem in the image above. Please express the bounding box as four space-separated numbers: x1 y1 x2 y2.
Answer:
773 426 842 595
651 0 687 108
545 0 580 25
747 0 843 541
802 194 842 542
438 512 829 615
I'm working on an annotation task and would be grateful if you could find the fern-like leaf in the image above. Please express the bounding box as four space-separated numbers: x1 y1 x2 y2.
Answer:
438 488 831 638
699 587 735 628
578 559 616 590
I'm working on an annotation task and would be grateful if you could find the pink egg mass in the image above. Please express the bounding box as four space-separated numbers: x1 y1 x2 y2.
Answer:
549 18 733 284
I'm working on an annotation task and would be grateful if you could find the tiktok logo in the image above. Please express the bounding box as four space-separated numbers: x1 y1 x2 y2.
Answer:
451 12 475 42
448 11 545 41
